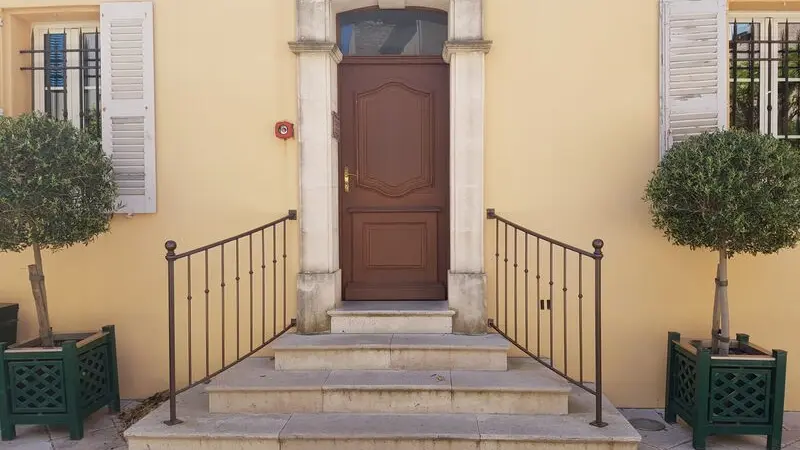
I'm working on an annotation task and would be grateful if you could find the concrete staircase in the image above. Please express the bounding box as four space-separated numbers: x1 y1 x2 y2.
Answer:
125 301 641 450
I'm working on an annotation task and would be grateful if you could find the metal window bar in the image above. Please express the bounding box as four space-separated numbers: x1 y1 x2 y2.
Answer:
486 208 606 428
730 18 800 144
19 28 101 133
164 211 298 425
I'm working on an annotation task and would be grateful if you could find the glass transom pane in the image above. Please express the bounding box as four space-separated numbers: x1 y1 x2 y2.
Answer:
338 9 447 56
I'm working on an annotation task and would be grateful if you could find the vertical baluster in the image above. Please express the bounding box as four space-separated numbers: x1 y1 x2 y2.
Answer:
578 254 584 384
591 239 606 428
549 243 554 366
283 222 288 328
164 241 180 425
495 219 499 324
524 235 529 349
235 239 240 358
187 256 192 384
562 249 568 376
261 229 266 342
220 244 226 366
504 223 508 331
249 234 254 352
204 250 209 380
273 226 277 335
536 238 541 357
513 229 518 340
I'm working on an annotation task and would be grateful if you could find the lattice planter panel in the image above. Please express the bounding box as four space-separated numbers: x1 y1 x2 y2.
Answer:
665 331 788 450
0 325 120 441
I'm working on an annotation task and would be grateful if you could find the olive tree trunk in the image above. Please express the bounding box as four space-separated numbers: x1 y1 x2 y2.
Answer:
713 248 731 356
711 263 721 352
28 243 54 347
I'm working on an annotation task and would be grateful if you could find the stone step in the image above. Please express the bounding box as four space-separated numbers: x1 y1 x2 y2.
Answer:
272 332 509 371
329 300 455 334
206 357 570 415
125 384 641 450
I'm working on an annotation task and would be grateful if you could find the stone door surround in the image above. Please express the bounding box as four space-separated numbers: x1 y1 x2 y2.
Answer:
290 0 490 334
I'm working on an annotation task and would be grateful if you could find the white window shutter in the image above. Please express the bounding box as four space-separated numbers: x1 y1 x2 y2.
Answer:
659 0 728 158
100 1 156 213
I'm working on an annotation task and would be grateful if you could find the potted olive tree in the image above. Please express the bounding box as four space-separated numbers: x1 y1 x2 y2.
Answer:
644 129 800 450
0 112 121 441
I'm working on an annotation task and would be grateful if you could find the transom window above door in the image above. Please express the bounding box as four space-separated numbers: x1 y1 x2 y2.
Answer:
338 8 447 56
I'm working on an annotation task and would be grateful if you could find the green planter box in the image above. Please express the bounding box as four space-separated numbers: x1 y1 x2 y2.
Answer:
0 325 121 441
0 304 18 346
665 331 788 450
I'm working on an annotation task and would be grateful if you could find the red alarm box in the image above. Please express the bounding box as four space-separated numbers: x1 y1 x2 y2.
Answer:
275 121 294 140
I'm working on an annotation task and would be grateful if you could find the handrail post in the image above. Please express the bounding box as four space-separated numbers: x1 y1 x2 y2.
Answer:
164 240 182 426
590 239 607 428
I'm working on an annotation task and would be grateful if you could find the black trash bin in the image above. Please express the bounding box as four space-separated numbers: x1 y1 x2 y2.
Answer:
0 303 19 345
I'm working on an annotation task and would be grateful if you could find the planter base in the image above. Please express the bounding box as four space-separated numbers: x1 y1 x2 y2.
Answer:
665 331 788 450
0 325 121 441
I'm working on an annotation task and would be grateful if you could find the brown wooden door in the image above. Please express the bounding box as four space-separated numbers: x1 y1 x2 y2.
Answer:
339 56 449 301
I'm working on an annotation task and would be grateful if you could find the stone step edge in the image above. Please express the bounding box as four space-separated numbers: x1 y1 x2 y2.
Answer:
275 345 507 351
125 414 639 444
328 309 456 317
205 384 570 394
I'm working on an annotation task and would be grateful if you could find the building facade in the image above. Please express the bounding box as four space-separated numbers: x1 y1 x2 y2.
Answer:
0 0 798 411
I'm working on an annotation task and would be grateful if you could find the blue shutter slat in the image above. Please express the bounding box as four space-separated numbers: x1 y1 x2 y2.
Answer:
46 33 66 88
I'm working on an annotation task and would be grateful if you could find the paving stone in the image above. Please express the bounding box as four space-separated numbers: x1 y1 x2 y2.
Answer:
620 409 692 449
48 408 119 440
1 425 53 450
624 409 800 450
785 413 800 431
52 427 126 450
670 434 769 450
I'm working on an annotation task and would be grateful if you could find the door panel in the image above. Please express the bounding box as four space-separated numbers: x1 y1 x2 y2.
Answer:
339 57 449 301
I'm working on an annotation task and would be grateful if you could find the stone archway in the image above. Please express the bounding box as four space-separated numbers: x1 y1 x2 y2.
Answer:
290 0 490 334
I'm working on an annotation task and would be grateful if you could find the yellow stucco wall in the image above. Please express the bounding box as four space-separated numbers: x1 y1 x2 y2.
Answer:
0 0 299 399
485 0 800 410
0 0 797 410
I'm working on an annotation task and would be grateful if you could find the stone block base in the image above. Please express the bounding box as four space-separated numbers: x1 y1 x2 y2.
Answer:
296 270 341 334
447 271 487 335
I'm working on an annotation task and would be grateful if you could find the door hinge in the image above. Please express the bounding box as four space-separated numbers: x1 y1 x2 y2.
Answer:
539 299 551 310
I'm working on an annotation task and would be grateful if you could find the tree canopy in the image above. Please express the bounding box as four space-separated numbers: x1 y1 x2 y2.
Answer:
644 129 800 257
0 112 119 253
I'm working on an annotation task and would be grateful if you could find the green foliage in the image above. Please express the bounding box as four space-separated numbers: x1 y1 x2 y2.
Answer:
0 112 119 253
644 129 800 256
84 109 101 143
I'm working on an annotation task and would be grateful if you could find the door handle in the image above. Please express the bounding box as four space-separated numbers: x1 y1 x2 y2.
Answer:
344 166 358 193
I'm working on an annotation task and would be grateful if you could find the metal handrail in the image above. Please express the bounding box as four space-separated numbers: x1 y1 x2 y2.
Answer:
163 210 297 425
486 208 607 427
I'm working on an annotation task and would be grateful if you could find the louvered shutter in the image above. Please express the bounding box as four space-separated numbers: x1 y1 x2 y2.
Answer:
659 0 728 157
100 1 156 213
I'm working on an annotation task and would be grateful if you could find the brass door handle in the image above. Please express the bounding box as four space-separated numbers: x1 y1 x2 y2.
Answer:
344 166 358 193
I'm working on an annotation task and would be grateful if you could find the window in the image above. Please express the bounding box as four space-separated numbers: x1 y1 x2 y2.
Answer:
729 15 800 146
338 9 447 56
27 24 101 133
